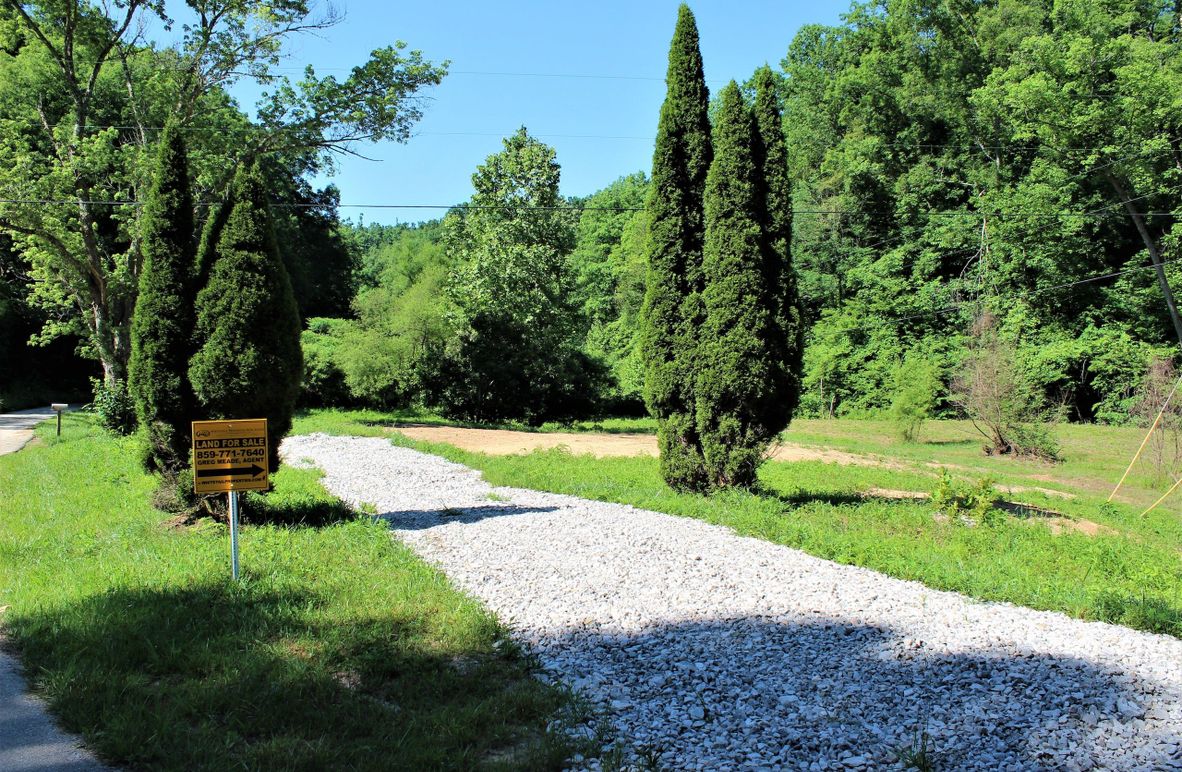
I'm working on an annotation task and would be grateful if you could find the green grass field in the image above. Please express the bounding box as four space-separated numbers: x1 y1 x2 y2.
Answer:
0 414 581 770
295 409 1182 638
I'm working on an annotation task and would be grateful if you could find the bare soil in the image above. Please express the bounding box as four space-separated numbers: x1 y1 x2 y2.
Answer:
392 424 898 467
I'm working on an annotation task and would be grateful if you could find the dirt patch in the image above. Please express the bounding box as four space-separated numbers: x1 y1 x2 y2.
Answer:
864 487 928 500
391 425 899 467
1045 518 1117 537
999 484 1075 500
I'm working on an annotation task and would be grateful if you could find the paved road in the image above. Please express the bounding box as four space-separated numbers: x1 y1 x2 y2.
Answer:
0 407 58 455
0 406 109 771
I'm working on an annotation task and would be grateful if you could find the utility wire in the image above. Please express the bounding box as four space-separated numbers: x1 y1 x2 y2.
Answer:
1 198 1178 220
879 256 1182 328
27 122 1180 155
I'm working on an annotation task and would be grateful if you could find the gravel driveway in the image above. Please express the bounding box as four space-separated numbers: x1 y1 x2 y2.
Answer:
283 434 1182 770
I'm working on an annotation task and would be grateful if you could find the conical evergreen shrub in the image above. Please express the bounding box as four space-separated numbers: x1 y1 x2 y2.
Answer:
189 161 303 472
127 124 196 473
752 65 804 434
696 81 785 488
639 3 713 491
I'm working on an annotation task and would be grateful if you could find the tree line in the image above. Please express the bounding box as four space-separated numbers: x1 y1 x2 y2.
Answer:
7 0 1182 490
306 0 1182 445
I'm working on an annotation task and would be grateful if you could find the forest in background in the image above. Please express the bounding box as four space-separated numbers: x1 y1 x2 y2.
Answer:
4 0 1182 428
300 0 1182 427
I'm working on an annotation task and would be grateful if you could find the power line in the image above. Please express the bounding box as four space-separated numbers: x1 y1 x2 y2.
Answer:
0 197 1179 220
880 256 1182 328
25 123 1182 157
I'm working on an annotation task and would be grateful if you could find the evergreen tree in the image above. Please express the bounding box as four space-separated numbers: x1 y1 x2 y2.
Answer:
696 82 783 488
639 4 713 491
189 162 303 472
752 65 804 433
127 124 196 473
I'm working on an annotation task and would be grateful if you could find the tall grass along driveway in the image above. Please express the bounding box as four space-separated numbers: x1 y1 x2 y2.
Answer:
284 432 1182 770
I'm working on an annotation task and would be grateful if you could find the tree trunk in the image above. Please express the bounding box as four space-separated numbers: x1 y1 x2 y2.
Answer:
1107 172 1182 346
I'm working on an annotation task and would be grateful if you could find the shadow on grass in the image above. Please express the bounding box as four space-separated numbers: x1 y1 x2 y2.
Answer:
545 616 1180 768
376 504 560 530
766 489 926 508
241 491 358 528
4 582 572 770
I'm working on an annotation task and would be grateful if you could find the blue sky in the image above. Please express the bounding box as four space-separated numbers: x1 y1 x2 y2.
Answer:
213 1 850 224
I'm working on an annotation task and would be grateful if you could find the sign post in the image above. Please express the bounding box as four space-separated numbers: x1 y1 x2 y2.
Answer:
191 419 270 581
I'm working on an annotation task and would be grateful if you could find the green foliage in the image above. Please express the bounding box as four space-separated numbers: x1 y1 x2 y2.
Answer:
931 469 1002 527
127 125 196 473
441 128 591 424
695 82 785 489
752 65 804 428
890 352 942 442
88 376 135 435
271 180 356 319
640 4 713 490
777 0 1182 422
952 316 1062 461
189 162 303 472
299 318 353 408
0 1 445 384
572 174 650 410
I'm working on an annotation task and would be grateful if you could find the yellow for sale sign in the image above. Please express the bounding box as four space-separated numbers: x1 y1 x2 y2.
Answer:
191 419 270 494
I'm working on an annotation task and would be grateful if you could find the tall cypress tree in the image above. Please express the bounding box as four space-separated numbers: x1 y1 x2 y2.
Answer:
189 161 303 473
127 124 196 473
696 81 783 489
752 65 804 433
639 3 713 491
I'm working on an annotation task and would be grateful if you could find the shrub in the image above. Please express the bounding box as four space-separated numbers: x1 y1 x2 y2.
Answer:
1129 357 1182 484
951 314 1061 461
299 319 353 408
89 377 137 435
890 353 942 443
931 469 1003 526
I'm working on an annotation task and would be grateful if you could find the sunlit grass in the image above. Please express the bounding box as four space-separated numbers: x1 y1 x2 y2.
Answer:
0 413 578 770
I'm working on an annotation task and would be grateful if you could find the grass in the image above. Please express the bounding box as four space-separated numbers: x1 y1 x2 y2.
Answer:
0 413 582 770
293 409 1182 638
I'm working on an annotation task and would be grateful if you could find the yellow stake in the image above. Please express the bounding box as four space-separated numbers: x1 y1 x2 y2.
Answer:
1139 475 1182 518
1109 374 1182 502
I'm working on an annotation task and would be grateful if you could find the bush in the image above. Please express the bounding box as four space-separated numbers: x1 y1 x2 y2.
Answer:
435 315 608 425
931 469 1003 526
951 314 1061 461
89 377 137 435
890 353 942 442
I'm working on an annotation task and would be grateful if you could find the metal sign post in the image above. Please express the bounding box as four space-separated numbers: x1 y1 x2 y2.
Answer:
228 490 240 580
192 419 269 581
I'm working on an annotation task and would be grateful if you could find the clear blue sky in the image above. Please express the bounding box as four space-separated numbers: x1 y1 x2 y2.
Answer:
220 1 850 224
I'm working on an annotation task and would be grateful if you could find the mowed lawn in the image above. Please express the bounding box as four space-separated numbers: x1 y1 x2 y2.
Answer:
0 414 581 770
296 409 1182 638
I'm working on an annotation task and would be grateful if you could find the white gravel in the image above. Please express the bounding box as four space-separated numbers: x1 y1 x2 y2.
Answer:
283 433 1182 770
